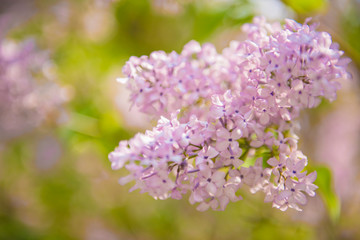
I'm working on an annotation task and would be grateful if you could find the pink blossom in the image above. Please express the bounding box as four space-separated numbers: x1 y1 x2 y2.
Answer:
0 37 65 141
110 16 350 212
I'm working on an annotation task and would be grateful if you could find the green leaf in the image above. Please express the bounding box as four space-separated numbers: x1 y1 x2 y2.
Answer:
282 0 328 14
314 165 340 223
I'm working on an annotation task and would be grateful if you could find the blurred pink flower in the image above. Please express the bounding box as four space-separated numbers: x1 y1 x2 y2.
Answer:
315 80 360 199
0 37 66 141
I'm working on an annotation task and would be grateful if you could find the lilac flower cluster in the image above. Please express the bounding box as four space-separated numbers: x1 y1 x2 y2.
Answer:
0 38 64 141
110 17 350 211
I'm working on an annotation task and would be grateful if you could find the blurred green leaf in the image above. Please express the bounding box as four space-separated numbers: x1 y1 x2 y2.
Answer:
190 0 253 41
65 112 99 137
341 4 360 68
314 165 340 223
0 216 40 240
282 0 328 14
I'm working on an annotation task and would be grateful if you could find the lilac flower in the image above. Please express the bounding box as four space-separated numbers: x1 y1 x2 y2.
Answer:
195 146 218 166
220 148 243 168
285 157 307 179
110 16 351 212
0 38 65 141
267 154 287 182
274 178 307 211
198 165 226 197
215 127 242 152
299 171 318 197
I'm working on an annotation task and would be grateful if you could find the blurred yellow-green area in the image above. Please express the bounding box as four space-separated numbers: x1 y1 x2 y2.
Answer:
0 0 360 239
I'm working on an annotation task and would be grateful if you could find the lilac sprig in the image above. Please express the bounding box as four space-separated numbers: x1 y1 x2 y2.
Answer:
0 38 65 141
120 41 231 119
110 17 350 211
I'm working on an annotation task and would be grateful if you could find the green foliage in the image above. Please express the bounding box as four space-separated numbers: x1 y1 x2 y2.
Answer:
314 165 341 223
282 0 328 14
0 216 40 240
341 4 360 68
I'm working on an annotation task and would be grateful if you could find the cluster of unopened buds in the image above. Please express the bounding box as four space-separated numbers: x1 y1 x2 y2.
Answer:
109 17 350 211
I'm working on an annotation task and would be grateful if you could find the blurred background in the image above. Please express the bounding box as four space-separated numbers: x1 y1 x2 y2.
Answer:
0 0 359 239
